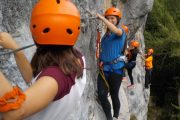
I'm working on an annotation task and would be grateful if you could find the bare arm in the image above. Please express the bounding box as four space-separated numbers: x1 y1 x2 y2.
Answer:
1 74 58 120
140 54 146 61
0 32 32 83
13 51 33 83
0 72 13 97
97 13 123 36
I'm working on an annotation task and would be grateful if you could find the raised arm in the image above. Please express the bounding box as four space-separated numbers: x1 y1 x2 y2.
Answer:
140 55 146 61
138 50 146 61
0 32 32 83
97 13 123 36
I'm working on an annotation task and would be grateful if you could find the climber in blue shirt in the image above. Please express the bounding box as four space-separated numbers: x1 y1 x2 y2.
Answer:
97 7 126 120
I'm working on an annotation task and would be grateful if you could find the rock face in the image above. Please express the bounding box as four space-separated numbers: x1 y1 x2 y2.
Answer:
0 0 153 120
0 0 37 90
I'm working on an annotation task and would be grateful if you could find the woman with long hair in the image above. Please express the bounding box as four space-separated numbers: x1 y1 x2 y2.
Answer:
97 7 126 120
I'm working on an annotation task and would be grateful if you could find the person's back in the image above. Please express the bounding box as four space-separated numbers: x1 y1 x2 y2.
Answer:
26 57 86 120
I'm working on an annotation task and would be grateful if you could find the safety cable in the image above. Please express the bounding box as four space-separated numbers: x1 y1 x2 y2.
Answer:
0 44 35 56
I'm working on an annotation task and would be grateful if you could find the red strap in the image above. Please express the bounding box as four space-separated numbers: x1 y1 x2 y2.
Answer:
96 29 101 59
0 87 26 112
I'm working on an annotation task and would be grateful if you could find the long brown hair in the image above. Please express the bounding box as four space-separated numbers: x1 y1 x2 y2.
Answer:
31 45 83 78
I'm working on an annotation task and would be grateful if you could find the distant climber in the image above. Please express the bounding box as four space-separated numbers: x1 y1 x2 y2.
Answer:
140 48 154 89
125 40 139 88
96 7 126 120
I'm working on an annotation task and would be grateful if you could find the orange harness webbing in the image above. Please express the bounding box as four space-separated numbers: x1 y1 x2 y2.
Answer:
0 87 26 112
96 29 101 59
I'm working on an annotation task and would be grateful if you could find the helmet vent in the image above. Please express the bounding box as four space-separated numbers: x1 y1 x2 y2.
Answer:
56 0 60 4
66 29 73 34
33 25 36 28
78 26 80 30
43 28 50 33
113 11 117 12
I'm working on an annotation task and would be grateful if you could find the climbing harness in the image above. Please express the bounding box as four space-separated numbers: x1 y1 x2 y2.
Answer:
103 56 125 65
0 44 35 56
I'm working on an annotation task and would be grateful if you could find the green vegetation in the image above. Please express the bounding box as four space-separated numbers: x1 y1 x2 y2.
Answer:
144 0 180 119
145 0 180 56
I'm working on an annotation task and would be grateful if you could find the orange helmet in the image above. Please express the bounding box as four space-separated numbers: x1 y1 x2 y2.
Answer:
30 0 81 46
148 48 154 54
130 40 139 47
104 7 122 18
121 24 129 34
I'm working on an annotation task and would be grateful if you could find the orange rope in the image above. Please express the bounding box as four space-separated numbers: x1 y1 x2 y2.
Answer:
0 87 26 112
96 29 101 59
99 68 110 91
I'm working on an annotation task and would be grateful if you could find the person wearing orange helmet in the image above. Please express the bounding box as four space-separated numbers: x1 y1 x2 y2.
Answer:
139 48 154 89
144 48 154 89
97 7 126 120
0 0 86 120
125 40 139 89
